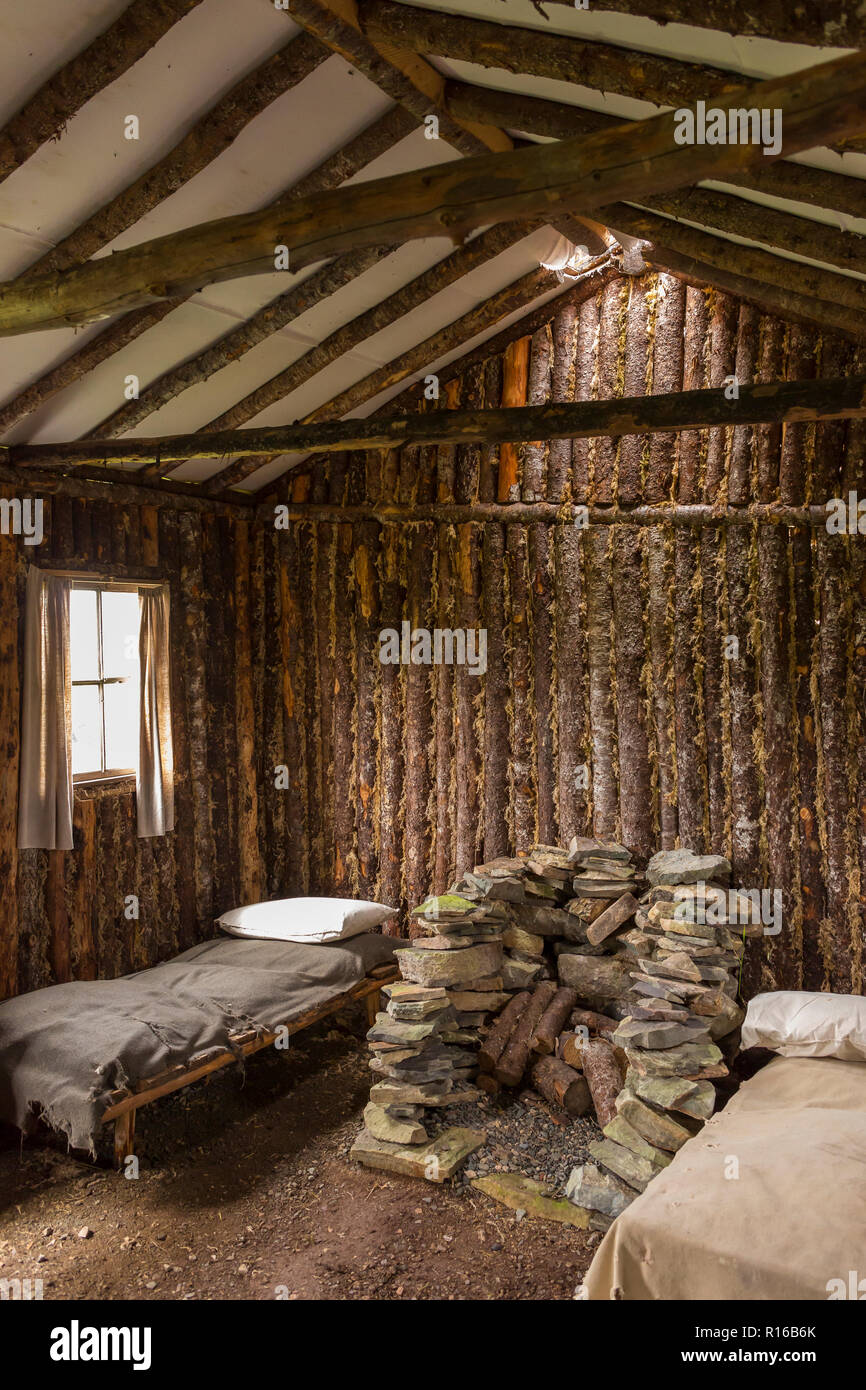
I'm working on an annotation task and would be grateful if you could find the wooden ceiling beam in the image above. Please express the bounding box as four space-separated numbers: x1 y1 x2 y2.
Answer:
0 49 861 335
445 80 866 221
0 106 413 436
361 0 866 155
19 32 329 281
9 373 864 471
538 0 866 49
0 463 251 514
183 221 539 440
0 0 204 184
539 1 861 48
207 260 592 493
287 0 510 155
582 203 866 337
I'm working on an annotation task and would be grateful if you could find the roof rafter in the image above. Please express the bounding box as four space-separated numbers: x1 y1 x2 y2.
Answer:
444 80 866 222
208 259 598 493
0 0 204 184
538 0 866 49
0 48 860 335
359 0 866 155
0 105 413 435
19 31 329 282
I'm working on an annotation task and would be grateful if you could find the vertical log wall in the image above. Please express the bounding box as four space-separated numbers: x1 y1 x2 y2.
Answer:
267 270 866 1000
0 498 263 1000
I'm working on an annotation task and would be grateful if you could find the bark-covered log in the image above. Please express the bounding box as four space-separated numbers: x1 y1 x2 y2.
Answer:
495 981 559 1086
444 80 866 220
521 326 551 502
531 1055 592 1115
529 522 555 845
531 986 578 1056
572 290 599 499
455 521 481 876
481 523 509 859
498 337 530 502
570 1007 619 1037
618 276 650 504
5 48 861 333
0 509 20 997
354 517 380 896
478 990 531 1073
553 524 589 843
646 275 685 502
580 1037 623 1127
584 527 618 839
546 302 577 501
673 286 709 852
612 529 653 857
404 524 434 917
540 0 865 46
506 523 536 850
594 278 628 503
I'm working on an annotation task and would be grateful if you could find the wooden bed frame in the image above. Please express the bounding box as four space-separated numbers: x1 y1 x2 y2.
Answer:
100 964 398 1167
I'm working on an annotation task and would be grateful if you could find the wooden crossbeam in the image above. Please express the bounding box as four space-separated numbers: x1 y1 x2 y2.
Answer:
577 205 866 338
539 0 866 49
0 49 861 336
9 375 865 471
0 0 203 184
445 81 866 222
132 221 540 478
263 501 848 528
207 262 577 493
361 0 866 155
257 257 623 502
0 107 412 436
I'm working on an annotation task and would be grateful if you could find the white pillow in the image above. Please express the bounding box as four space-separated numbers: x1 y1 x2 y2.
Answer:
742 991 866 1062
217 896 397 944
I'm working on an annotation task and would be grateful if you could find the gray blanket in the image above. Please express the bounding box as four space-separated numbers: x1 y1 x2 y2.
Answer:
0 932 397 1152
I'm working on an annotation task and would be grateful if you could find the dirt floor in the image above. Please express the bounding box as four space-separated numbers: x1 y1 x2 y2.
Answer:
0 1003 600 1301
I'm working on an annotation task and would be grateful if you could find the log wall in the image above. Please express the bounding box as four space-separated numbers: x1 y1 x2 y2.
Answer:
0 498 263 1000
267 271 866 1000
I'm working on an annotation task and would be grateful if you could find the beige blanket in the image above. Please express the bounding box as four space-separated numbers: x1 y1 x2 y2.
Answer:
584 1055 866 1300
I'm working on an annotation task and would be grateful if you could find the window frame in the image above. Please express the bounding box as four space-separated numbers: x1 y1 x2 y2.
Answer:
70 579 141 786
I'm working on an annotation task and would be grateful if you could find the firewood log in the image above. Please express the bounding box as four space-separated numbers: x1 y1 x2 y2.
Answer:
556 1031 586 1069
478 990 530 1072
531 986 578 1055
570 1006 619 1036
581 1037 623 1127
494 981 558 1086
531 1056 591 1116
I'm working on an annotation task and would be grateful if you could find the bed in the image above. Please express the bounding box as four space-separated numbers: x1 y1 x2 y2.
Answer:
0 931 398 1166
584 1053 866 1300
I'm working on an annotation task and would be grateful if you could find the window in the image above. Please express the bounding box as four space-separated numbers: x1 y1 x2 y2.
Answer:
70 585 141 782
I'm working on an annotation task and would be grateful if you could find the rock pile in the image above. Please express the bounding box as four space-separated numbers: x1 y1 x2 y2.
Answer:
566 849 759 1228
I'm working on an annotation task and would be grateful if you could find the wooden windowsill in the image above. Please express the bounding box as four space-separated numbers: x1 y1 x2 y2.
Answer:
74 775 136 799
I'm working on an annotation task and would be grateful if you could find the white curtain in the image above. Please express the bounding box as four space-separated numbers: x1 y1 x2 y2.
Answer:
137 585 174 838
18 566 73 850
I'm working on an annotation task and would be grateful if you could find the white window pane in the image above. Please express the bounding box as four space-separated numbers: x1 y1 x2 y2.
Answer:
101 591 140 679
72 684 102 776
70 590 99 681
104 678 139 772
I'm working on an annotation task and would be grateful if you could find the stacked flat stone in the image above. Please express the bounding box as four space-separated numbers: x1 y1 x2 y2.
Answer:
457 847 576 992
351 889 504 1178
566 848 758 1229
